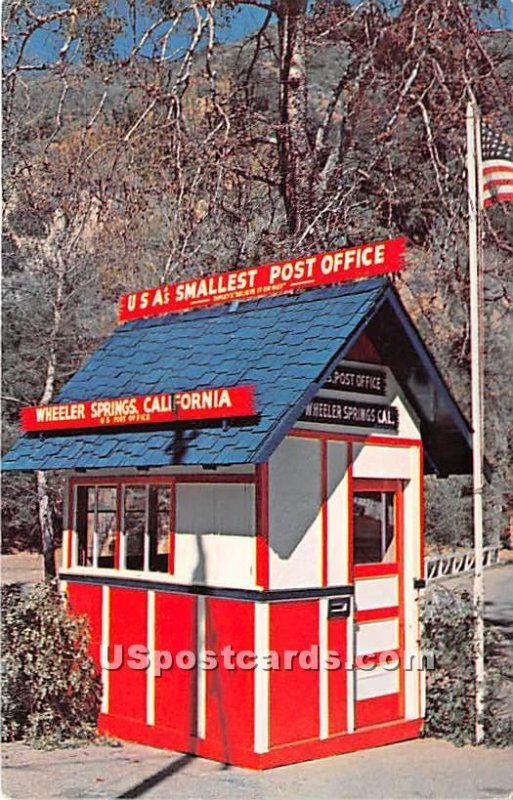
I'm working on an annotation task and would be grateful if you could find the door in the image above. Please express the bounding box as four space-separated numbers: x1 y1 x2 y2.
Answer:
351 478 404 728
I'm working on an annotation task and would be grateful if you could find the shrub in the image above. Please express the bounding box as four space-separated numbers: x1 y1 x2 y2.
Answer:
422 584 513 747
1 581 102 747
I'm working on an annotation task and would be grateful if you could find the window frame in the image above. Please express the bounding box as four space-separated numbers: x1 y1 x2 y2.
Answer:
351 478 404 579
71 476 176 575
68 473 256 575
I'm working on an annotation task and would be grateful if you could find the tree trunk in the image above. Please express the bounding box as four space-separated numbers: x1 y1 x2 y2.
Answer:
276 0 312 237
37 470 56 578
36 251 63 580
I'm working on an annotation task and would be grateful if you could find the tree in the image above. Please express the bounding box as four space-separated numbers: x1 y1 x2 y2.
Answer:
2 0 512 567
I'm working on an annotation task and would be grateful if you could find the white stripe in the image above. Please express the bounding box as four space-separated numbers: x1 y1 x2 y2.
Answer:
356 666 399 700
482 159 513 170
62 530 70 571
483 169 513 180
101 585 110 714
356 619 398 656
319 599 329 740
146 590 156 726
254 603 270 753
196 596 206 739
483 185 513 199
346 614 355 733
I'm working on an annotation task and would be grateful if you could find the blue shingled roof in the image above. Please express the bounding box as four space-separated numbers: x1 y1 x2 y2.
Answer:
3 278 389 471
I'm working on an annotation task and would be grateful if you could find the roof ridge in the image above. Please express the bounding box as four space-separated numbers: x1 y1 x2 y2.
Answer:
117 276 389 334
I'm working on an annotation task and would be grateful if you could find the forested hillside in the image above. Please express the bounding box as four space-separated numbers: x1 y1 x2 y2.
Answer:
2 0 512 561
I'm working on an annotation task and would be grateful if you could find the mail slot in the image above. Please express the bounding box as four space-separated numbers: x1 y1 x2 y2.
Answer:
328 596 351 619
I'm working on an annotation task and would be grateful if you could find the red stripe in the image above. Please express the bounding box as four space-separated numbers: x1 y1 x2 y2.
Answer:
168 482 176 574
321 440 328 586
484 192 513 207
256 463 269 589
483 178 513 190
355 648 400 666
289 429 421 448
354 562 398 578
355 605 399 622
482 164 513 176
355 693 401 728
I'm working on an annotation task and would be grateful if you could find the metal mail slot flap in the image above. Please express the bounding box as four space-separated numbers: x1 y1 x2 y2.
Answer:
328 596 351 619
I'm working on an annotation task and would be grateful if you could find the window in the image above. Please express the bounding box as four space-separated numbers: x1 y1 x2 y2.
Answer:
123 486 146 571
148 486 171 572
353 490 396 565
74 481 172 573
76 485 117 568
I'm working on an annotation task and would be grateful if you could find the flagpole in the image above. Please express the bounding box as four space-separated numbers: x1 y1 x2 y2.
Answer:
466 95 485 745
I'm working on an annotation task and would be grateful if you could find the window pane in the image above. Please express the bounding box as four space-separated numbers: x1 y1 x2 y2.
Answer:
353 491 395 565
157 487 170 512
86 513 95 566
125 515 145 570
148 486 171 573
97 511 116 568
98 487 116 512
125 486 146 512
87 487 96 512
76 486 94 566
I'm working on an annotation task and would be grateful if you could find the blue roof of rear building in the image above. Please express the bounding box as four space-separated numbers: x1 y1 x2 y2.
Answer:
2 276 474 476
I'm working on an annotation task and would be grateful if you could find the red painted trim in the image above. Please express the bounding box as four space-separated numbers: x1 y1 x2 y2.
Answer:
396 482 406 720
417 444 425 719
328 618 347 735
355 694 401 729
347 444 354 584
289 429 421 448
70 474 254 488
321 440 328 586
98 712 422 770
354 563 399 578
168 482 176 574
174 474 256 484
114 487 122 570
419 444 425 579
355 649 400 667
353 477 402 493
351 476 406 729
355 606 399 622
65 481 74 569
256 463 269 590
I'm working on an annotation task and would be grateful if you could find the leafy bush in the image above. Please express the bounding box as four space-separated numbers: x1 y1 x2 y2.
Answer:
1 581 102 747
422 585 513 747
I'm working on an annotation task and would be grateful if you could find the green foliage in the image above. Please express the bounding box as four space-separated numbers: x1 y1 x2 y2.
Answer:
1 582 102 747
422 585 513 747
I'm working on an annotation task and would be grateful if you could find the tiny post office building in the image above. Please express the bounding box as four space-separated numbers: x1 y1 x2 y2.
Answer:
4 270 474 769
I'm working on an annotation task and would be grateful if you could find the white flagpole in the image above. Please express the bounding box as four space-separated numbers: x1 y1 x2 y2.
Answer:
466 96 485 745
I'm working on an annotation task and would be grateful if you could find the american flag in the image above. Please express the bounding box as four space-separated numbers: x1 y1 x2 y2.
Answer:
480 123 513 208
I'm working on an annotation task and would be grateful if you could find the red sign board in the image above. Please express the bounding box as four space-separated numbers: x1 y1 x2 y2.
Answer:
20 385 256 432
119 237 406 323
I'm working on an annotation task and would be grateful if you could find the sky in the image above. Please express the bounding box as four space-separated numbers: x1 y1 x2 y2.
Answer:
14 0 513 69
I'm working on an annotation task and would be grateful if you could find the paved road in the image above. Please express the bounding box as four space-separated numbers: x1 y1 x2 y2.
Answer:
438 563 513 659
2 737 513 800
